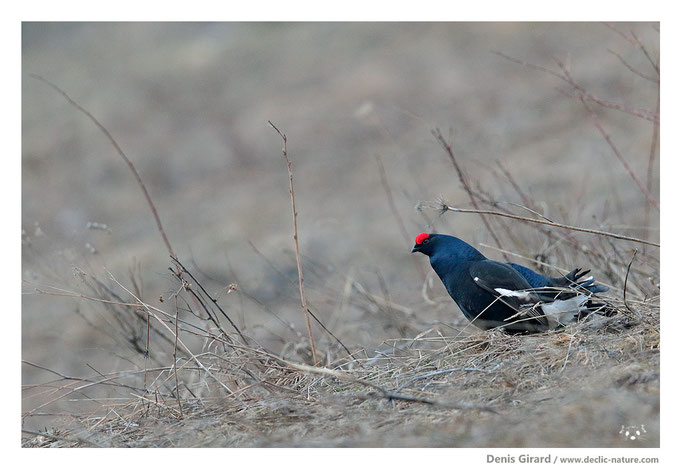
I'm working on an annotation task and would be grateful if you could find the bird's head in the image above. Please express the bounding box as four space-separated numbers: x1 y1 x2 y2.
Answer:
411 232 437 256
411 232 485 261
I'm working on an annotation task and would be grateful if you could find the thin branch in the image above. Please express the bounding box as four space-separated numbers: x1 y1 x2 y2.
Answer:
498 201 554 224
623 249 638 315
170 255 249 344
426 203 659 248
104 270 236 396
586 102 659 211
374 154 411 244
22 360 148 395
492 162 591 255
268 121 318 365
630 30 659 76
496 160 535 210
492 51 564 80
23 364 179 418
31 279 178 353
577 90 658 123
493 51 658 123
307 307 364 368
248 240 369 366
172 288 184 417
604 22 660 78
490 55 660 211
602 22 638 46
645 92 660 245
554 61 660 211
607 49 659 84
432 128 510 262
30 74 175 257
375 154 427 278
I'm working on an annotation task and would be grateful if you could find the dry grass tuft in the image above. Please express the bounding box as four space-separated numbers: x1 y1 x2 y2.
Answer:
22 271 659 447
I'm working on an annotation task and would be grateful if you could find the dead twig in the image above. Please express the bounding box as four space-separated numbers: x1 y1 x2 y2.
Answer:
424 203 659 248
607 48 659 84
306 307 365 368
268 121 318 365
170 255 249 345
172 287 184 417
489 54 659 212
30 74 175 257
246 240 361 366
554 60 660 212
492 51 659 122
281 359 496 412
432 128 510 262
105 270 236 396
629 29 659 76
374 154 412 244
624 249 638 316
645 92 660 246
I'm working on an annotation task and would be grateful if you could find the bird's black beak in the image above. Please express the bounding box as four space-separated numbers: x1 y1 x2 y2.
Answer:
411 245 419 253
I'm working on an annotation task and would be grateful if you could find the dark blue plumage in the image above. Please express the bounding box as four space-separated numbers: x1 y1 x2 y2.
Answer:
411 233 613 333
507 263 609 294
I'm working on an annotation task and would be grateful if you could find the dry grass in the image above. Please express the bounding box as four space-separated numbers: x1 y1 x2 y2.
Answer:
22 277 659 447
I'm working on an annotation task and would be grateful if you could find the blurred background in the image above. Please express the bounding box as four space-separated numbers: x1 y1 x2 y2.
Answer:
22 23 659 431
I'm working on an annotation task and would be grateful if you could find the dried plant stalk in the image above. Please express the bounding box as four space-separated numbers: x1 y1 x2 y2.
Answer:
269 121 318 365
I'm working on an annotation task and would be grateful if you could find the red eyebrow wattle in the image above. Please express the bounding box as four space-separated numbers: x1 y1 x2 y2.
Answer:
415 232 429 245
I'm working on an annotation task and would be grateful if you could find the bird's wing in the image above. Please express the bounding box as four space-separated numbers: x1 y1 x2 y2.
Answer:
506 262 549 288
510 263 608 296
469 260 548 326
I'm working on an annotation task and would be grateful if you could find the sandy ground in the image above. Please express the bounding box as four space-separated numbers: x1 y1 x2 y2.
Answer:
22 22 659 447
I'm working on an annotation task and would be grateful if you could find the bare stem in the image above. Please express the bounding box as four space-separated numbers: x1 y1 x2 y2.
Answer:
375 154 427 278
170 256 249 344
432 204 659 248
432 129 511 262
492 51 659 122
489 54 660 212
554 61 660 212
374 154 411 244
268 121 318 365
173 289 184 417
30 74 176 257
623 249 638 315
644 92 660 245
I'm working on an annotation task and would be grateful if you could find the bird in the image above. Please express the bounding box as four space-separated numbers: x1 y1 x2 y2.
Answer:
411 232 614 333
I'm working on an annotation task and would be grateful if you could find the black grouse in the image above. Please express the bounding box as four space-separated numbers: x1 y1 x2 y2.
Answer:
411 232 614 333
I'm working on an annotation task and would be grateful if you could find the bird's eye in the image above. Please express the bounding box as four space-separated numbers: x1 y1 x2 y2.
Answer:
422 238 429 245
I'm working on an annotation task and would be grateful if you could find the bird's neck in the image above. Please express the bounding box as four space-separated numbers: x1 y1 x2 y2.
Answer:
429 250 485 278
